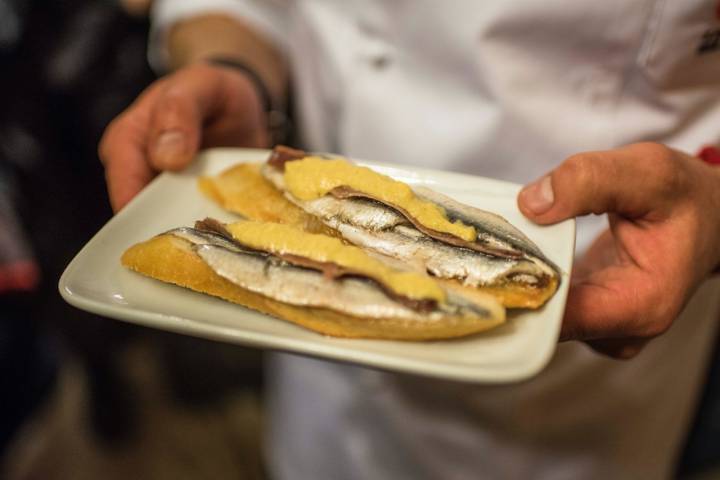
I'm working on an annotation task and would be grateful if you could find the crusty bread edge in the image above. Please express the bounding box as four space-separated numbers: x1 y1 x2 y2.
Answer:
441 277 559 310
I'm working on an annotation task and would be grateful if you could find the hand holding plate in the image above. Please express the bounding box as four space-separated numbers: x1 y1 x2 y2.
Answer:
518 142 720 358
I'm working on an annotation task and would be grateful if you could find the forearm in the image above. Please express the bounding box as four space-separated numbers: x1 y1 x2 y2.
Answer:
167 13 288 105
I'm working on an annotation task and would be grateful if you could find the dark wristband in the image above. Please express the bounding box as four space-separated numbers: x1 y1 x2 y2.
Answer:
206 57 291 145
207 57 274 112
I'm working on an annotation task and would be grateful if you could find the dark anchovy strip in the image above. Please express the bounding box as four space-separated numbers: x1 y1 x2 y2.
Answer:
412 187 560 274
267 145 307 170
187 219 438 312
167 226 255 255
329 186 523 259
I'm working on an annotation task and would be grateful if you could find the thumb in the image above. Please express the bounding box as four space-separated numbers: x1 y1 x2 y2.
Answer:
517 143 685 225
147 87 203 171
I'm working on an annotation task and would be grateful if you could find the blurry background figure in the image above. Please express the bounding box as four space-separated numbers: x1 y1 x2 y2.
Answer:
0 0 57 455
0 1 264 479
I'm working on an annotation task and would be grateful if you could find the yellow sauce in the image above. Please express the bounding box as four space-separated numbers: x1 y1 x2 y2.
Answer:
225 221 446 303
283 157 477 242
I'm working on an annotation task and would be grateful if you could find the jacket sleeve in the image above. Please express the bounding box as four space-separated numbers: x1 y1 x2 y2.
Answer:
149 0 289 72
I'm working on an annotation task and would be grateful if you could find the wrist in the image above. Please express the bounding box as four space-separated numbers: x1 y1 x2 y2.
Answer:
207 58 275 113
168 14 288 99
205 57 292 146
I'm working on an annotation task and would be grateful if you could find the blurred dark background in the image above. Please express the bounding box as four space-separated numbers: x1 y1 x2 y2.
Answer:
0 1 718 479
0 2 264 478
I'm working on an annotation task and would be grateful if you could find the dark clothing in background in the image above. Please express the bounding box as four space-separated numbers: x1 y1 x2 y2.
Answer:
0 0 156 450
0 2 263 460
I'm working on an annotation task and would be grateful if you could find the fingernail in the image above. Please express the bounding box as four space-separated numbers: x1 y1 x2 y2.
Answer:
520 175 554 215
154 130 186 167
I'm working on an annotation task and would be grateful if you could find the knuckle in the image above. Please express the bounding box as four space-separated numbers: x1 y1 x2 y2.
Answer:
97 135 109 162
562 153 594 186
156 95 184 119
639 298 663 337
636 288 677 338
560 152 605 211
153 89 195 129
614 347 643 360
638 315 672 338
98 116 125 164
160 76 188 98
172 62 222 89
632 141 672 160
634 143 689 197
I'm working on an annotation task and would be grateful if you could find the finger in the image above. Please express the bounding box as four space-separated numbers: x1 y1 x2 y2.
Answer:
99 81 168 212
147 88 202 171
518 143 689 225
560 267 674 342
100 115 157 212
585 338 649 360
147 64 234 171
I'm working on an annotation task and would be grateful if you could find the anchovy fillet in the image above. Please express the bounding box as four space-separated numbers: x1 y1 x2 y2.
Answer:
167 227 497 322
262 164 558 288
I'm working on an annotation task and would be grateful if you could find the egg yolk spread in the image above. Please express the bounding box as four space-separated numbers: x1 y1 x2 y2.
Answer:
225 221 446 303
283 157 477 242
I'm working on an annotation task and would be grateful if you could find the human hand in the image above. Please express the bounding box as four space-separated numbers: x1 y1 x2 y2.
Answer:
99 63 268 212
517 143 720 359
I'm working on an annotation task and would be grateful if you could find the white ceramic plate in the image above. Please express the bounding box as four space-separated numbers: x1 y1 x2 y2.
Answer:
59 148 574 383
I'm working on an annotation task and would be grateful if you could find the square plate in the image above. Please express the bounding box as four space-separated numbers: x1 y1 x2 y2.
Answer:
59 148 574 383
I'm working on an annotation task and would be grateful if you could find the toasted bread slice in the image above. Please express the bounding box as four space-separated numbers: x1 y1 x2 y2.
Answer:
199 163 333 235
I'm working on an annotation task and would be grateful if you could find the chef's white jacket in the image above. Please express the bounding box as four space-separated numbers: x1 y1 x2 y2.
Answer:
152 1 720 478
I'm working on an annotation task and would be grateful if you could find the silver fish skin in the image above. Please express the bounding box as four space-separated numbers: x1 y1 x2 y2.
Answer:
169 227 250 253
412 187 556 269
261 165 557 287
167 228 499 322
